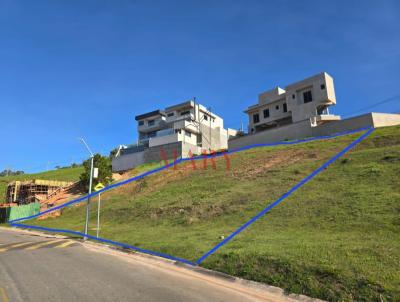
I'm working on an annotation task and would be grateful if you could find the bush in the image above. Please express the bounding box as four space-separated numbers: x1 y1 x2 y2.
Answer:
80 154 113 191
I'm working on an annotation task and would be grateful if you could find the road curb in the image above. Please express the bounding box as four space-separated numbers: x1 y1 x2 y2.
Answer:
0 225 69 239
174 261 324 302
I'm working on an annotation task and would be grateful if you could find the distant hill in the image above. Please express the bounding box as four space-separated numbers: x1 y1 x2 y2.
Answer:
28 126 400 301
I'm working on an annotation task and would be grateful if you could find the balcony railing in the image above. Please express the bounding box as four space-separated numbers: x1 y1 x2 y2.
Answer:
120 144 147 155
138 128 175 143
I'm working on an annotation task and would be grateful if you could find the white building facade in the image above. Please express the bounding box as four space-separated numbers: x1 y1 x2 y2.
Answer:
112 100 237 172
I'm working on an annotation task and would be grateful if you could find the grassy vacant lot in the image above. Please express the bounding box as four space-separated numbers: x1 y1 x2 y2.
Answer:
0 166 84 203
29 126 400 301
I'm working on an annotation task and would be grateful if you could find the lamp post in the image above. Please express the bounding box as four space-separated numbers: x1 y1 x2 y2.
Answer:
78 138 94 240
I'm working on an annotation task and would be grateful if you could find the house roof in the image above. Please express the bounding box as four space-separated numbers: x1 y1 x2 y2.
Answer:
135 110 165 121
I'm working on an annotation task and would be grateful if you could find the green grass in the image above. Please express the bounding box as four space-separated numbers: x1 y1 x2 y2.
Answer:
28 126 400 301
0 166 84 203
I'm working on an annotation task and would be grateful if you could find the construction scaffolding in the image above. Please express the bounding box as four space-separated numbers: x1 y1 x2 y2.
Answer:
5 179 74 205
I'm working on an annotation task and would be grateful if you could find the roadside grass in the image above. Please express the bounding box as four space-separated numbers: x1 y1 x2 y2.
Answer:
0 166 84 204
27 126 400 301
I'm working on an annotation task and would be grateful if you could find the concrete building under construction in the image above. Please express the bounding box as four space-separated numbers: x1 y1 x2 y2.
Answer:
6 179 74 205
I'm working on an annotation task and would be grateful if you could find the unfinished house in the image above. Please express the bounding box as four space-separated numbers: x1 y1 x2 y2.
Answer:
112 100 238 172
245 72 340 134
229 72 400 149
6 179 74 205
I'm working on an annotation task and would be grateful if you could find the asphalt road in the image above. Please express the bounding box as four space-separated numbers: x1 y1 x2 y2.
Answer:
0 228 296 302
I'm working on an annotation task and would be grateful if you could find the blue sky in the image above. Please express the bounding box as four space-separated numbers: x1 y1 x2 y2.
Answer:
1 0 399 172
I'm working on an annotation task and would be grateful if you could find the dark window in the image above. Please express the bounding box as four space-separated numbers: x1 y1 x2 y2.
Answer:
303 90 313 103
320 84 326 90
283 103 287 112
180 110 190 116
138 121 144 126
292 94 295 99
253 113 260 124
185 131 191 137
175 129 181 134
148 120 155 126
275 105 279 110
263 109 270 118
167 112 174 117
203 114 208 121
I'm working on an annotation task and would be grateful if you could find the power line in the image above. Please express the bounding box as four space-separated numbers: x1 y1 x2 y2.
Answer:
341 95 400 118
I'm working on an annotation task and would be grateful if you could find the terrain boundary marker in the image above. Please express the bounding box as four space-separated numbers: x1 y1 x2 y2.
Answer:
9 127 374 266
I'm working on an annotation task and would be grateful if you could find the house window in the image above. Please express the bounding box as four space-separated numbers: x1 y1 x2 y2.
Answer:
263 109 270 118
320 84 326 90
185 131 191 137
275 105 279 110
180 110 190 116
148 120 155 126
283 103 287 113
253 113 260 124
167 112 174 117
292 94 295 99
303 90 313 103
138 121 144 126
175 129 181 134
203 114 208 121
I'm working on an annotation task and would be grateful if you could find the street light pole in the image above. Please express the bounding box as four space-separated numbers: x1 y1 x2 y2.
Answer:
79 138 94 240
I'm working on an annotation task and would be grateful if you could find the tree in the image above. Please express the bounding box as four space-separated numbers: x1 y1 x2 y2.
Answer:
109 147 119 159
0 169 25 177
80 154 113 191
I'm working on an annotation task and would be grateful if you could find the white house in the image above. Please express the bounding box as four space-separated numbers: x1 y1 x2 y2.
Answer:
112 100 237 172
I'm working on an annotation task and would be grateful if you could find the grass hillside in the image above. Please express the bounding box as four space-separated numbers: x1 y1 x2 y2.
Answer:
29 126 400 301
0 166 84 203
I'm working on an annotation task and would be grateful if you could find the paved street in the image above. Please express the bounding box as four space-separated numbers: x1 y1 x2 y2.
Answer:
0 228 296 302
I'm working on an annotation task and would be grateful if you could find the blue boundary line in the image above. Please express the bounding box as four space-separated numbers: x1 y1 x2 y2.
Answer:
195 127 375 264
8 126 374 266
8 222 196 266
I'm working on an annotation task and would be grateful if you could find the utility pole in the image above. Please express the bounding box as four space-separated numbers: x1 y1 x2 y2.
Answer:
96 193 101 238
78 138 94 240
209 107 212 151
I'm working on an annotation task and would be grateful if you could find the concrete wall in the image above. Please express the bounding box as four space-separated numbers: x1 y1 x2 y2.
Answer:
112 151 145 172
371 112 400 127
311 113 373 136
229 120 313 149
112 142 183 172
229 112 400 150
149 133 181 147
144 142 182 163
181 142 201 157
199 124 227 151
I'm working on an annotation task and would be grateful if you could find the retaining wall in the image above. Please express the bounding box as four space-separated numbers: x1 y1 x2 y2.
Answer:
229 112 400 149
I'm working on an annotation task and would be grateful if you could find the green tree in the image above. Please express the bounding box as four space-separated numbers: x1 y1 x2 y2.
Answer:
109 147 119 159
80 154 113 191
